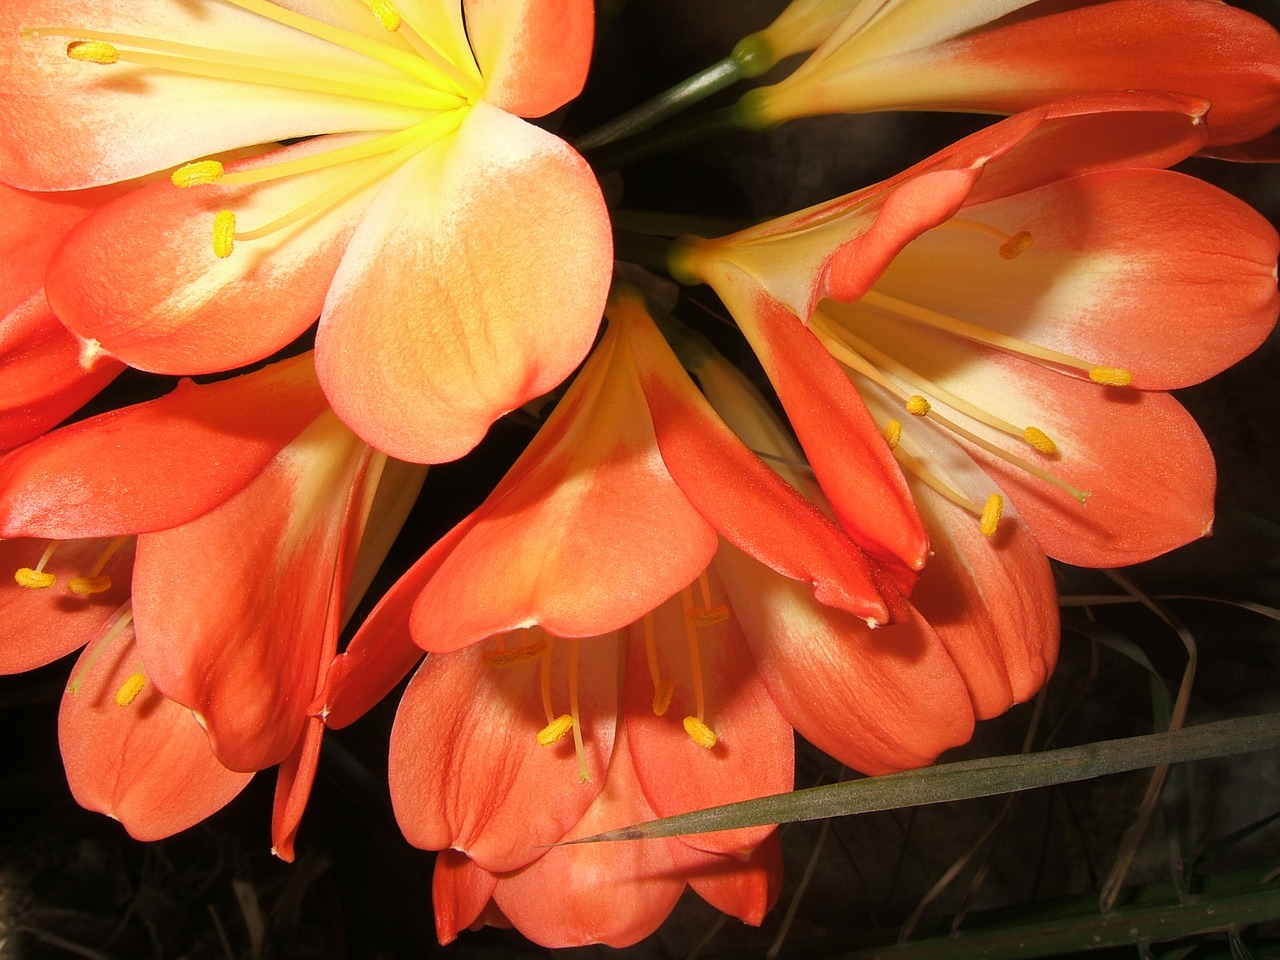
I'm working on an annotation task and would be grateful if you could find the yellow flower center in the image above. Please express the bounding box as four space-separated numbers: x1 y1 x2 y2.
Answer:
28 0 484 256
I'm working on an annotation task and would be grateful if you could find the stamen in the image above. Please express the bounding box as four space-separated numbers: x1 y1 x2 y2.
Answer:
482 638 547 668
642 614 672 716
1090 366 1134 387
567 639 589 783
980 494 1003 538
15 541 61 589
1023 426 1057 455
999 232 1034 259
172 160 224 188
539 637 555 723
114 672 146 707
883 418 902 448
67 605 134 696
906 394 931 417
66 39 118 63
683 715 718 749
536 714 574 746
212 211 236 258
890 445 982 516
681 583 714 737
369 0 403 31
68 536 128 596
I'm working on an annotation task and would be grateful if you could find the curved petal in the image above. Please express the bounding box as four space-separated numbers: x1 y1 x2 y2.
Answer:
836 306 1221 567
433 850 500 946
466 0 594 116
871 169 1280 390
0 537 134 673
623 580 793 857
388 635 619 873
408 319 716 653
58 618 252 840
717 546 976 776
46 137 381 374
674 830 783 927
0 0 430 189
316 101 611 463
0 354 327 539
490 721 686 949
131 412 368 772
619 289 901 621
271 715 324 862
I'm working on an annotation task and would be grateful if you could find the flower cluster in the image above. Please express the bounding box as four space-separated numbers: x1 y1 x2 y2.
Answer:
0 0 1277 950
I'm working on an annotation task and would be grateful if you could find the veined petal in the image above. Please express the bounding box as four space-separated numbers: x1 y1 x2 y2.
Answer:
317 101 611 463
717 546 976 776
58 617 252 840
0 537 134 673
131 411 369 772
465 0 594 116
490 721 686 949
408 317 716 653
623 581 793 857
0 0 432 189
717 283 926 589
0 354 327 539
46 137 381 374
871 169 1280 390
618 288 904 621
389 636 619 873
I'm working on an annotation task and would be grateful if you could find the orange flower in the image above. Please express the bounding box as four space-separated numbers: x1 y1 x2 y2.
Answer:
0 0 611 462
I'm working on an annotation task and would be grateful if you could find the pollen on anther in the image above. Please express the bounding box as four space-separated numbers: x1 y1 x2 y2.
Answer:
1089 366 1134 387
999 231 1033 259
482 640 547 668
1023 426 1057 455
980 494 1003 538
906 395 931 417
15 567 55 589
537 714 575 746
69 575 112 596
651 680 673 716
172 160 225 188
67 40 119 64
883 418 903 449
212 210 237 258
371 0 403 30
683 716 718 749
688 605 729 627
115 672 146 707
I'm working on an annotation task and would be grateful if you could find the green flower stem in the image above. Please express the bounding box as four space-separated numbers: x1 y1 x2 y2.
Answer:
585 104 741 172
612 230 676 275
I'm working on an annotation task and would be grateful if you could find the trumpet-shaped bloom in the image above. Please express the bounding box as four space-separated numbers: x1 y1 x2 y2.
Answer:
0 353 424 856
0 182 128 450
0 0 612 462
737 0 1280 154
672 96 1280 568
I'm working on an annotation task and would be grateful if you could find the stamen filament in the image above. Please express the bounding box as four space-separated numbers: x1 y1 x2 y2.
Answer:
539 637 555 724
936 218 1033 258
682 586 708 722
67 604 134 696
890 446 982 515
567 640 589 783
642 614 672 716
214 122 438 189
16 540 61 588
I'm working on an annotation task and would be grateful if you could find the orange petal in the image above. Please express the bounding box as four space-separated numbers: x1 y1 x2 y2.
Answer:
432 849 500 946
58 616 252 840
271 716 325 862
466 0 594 116
316 101 611 463
673 830 783 927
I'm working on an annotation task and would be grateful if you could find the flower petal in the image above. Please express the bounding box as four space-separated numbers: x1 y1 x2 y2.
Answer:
870 169 1280 390
0 354 328 539
45 137 380 374
388 635 619 873
408 316 716 652
673 830 782 928
131 412 368 772
465 0 594 116
717 546 976 776
58 617 252 840
623 581 793 857
316 101 611 463
0 0 431 189
433 849 500 946
271 715 325 862
0 537 134 673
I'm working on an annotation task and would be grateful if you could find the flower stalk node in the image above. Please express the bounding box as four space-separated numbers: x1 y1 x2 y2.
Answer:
536 714 575 747
682 715 718 750
66 40 118 64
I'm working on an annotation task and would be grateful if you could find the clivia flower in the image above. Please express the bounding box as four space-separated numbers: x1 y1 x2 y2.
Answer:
315 287 1040 946
0 0 612 462
0 353 425 857
734 0 1280 156
671 94 1280 569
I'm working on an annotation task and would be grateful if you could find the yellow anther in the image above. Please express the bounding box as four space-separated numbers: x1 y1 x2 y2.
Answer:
980 494 1003 538
69 575 112 596
883 418 902 449
171 160 225 188
481 640 547 668
67 40 119 64
370 0 403 30
15 568 56 589
1089 366 1134 387
651 680 673 717
998 231 1033 259
906 395 931 417
1023 426 1057 455
687 605 729 627
212 210 237 258
536 714 575 746
114 672 146 707
683 716 718 750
